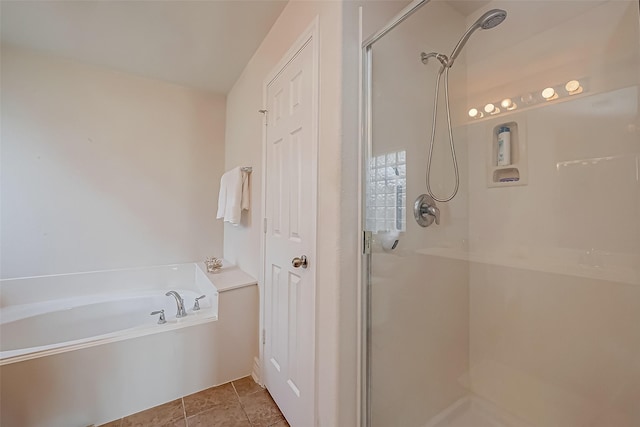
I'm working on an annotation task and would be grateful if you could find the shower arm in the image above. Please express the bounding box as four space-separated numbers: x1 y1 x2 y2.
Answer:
421 51 450 68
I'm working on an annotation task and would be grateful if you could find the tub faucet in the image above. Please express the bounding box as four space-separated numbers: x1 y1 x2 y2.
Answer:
165 291 187 318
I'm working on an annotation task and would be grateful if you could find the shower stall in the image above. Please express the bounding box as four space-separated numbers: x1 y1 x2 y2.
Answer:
360 1 640 426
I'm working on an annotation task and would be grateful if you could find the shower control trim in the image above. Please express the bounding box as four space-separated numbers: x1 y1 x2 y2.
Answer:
414 194 440 227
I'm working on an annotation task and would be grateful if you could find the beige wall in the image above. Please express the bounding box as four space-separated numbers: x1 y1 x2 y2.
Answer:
1 46 226 278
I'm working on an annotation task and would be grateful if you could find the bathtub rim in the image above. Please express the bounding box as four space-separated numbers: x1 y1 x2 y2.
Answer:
0 309 218 366
0 261 222 366
0 261 207 282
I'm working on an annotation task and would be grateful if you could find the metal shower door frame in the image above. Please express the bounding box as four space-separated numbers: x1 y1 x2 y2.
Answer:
359 1 430 426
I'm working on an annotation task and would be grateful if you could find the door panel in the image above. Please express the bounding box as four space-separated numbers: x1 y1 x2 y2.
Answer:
264 37 315 427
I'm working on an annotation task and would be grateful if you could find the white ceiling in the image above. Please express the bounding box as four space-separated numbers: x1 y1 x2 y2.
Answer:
0 0 288 94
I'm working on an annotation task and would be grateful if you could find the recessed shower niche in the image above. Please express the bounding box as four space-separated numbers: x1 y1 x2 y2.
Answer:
487 118 528 187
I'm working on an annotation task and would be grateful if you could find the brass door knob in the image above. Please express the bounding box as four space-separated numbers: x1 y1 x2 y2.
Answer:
292 255 308 269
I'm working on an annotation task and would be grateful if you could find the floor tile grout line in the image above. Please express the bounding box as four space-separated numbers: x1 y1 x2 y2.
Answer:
184 382 232 419
181 396 188 426
232 380 255 426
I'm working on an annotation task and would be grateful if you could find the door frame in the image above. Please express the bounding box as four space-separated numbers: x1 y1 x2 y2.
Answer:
259 15 320 422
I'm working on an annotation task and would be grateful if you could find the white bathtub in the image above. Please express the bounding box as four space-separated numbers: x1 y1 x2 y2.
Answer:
0 262 258 427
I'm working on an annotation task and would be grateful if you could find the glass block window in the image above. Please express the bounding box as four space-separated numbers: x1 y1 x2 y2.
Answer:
366 150 406 232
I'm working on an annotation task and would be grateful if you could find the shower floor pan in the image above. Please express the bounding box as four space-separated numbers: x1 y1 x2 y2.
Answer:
424 395 533 427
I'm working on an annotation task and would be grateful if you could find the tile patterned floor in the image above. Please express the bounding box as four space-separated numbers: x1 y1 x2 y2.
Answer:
99 376 288 427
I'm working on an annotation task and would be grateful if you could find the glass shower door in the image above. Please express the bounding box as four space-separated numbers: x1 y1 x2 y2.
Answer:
363 1 640 426
365 2 471 425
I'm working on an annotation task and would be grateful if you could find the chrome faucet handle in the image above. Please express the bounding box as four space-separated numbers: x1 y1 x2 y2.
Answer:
427 205 440 225
193 295 206 311
150 310 166 324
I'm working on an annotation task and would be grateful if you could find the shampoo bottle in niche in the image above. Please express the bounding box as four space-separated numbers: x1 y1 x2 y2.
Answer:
497 126 511 166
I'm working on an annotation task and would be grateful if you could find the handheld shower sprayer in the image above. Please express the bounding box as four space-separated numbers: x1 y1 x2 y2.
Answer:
448 9 507 67
421 9 506 203
422 9 507 70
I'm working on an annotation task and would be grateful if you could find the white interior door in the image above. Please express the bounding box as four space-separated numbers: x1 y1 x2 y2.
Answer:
263 30 317 427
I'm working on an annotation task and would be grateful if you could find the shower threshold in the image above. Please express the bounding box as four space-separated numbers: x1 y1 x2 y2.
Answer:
424 395 533 427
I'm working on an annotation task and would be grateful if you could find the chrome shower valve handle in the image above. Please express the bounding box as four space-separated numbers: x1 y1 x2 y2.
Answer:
414 194 440 227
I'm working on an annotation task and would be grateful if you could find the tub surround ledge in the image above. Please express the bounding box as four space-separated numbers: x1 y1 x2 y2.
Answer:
206 260 257 292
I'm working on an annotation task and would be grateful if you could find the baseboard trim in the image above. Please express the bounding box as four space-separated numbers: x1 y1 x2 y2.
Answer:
251 356 262 386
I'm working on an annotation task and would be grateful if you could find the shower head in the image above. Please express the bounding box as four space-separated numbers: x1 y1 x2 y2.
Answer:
479 9 507 29
448 9 507 66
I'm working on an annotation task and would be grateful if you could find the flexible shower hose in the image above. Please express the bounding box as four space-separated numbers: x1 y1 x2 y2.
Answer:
426 63 459 202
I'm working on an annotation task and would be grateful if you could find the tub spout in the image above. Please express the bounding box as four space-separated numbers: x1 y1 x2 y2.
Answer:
165 291 187 318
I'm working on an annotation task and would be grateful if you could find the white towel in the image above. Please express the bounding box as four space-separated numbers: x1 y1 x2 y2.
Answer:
216 167 250 225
